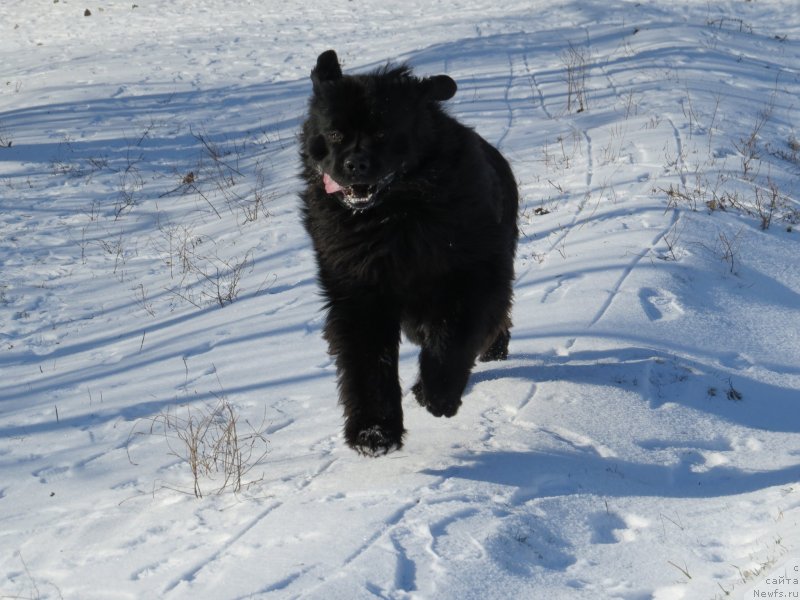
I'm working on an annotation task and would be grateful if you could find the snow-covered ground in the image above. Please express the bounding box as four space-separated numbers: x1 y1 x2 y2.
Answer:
1 1 799 598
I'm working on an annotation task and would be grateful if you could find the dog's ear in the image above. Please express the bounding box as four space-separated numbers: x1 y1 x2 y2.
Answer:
312 50 343 91
421 75 457 102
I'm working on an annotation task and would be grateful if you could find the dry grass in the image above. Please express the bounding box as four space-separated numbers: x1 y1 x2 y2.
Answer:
129 394 270 498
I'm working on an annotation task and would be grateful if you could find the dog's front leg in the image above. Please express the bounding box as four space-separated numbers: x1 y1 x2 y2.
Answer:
323 300 405 456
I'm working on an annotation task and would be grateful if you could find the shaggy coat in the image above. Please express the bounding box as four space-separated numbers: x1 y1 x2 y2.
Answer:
299 50 518 456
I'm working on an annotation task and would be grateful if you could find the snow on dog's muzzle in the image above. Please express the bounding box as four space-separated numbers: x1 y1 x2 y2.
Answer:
322 172 395 211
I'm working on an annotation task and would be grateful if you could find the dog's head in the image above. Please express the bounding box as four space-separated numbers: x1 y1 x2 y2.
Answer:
303 49 457 211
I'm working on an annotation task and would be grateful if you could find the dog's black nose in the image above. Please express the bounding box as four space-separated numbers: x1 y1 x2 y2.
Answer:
344 156 370 177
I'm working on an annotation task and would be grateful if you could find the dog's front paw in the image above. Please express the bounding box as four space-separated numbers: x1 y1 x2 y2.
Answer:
412 381 461 418
347 424 404 457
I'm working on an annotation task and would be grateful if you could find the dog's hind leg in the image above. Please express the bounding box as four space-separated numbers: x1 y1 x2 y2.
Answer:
478 309 512 362
479 326 510 362
413 340 474 418
413 280 514 416
411 311 487 418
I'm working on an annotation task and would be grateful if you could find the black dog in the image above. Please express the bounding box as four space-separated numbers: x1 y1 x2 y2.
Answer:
299 50 518 456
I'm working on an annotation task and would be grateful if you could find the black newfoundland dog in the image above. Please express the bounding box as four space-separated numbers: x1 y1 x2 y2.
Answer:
299 50 518 456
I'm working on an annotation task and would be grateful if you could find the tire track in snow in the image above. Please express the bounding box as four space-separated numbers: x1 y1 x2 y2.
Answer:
298 474 463 598
296 456 338 491
583 129 594 188
340 500 418 565
586 114 685 329
524 52 553 120
298 499 421 599
475 378 538 431
541 425 617 458
388 528 418 594
592 31 622 104
526 126 594 264
539 273 581 304
511 381 538 420
494 53 516 150
240 565 314 599
162 500 283 595
666 116 688 186
587 208 680 329
162 458 338 595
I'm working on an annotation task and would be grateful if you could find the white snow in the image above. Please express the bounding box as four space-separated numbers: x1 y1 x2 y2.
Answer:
1 1 799 598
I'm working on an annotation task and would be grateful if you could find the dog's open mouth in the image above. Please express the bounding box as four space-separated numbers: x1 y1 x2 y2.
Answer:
323 172 394 211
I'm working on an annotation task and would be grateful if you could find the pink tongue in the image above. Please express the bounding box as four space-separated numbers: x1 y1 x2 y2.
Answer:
323 173 344 194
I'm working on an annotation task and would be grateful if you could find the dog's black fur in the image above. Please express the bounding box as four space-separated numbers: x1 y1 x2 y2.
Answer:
299 50 518 456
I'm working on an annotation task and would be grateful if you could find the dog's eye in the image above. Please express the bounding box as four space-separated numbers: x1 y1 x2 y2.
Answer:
308 134 328 161
326 130 344 143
